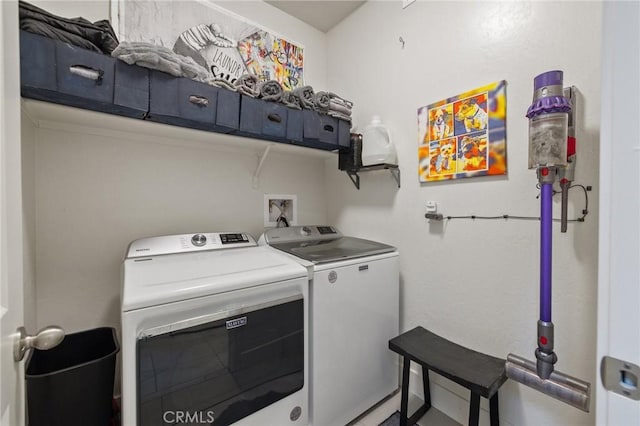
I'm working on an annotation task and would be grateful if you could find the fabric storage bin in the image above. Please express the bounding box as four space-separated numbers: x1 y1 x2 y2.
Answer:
302 109 321 141
26 327 119 426
318 114 339 146
261 102 288 139
239 95 263 136
20 31 57 96
56 40 115 105
286 109 304 143
301 110 339 151
113 60 149 118
216 89 240 131
149 70 238 132
21 31 148 119
338 119 352 149
240 96 289 141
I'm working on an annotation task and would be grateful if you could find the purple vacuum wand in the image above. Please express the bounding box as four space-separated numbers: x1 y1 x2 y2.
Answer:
527 70 572 379
504 72 589 412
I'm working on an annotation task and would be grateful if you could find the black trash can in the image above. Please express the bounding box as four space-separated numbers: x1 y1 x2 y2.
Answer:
25 327 119 426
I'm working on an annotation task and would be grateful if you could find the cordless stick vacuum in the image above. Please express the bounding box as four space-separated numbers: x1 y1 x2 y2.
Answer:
505 70 591 412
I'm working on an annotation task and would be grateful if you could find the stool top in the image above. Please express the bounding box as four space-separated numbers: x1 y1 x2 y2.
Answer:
389 326 507 398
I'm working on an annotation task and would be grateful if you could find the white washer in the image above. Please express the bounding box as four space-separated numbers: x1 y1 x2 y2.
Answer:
259 226 399 426
121 232 309 426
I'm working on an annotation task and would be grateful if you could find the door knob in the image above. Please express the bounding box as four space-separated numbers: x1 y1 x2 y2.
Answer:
14 325 65 362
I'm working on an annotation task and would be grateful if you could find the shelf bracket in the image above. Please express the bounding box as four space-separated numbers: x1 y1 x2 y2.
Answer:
346 170 360 190
390 167 401 188
252 144 272 189
344 165 400 190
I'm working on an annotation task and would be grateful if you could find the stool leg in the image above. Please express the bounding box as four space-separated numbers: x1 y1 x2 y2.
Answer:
468 392 480 426
400 356 410 426
490 393 500 426
422 368 431 409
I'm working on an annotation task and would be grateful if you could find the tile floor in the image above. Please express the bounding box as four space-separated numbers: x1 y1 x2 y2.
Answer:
350 392 461 426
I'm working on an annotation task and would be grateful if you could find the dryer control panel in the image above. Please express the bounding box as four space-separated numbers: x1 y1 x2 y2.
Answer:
126 232 256 258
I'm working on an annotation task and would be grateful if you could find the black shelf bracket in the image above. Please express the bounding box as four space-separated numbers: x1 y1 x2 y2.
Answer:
346 170 361 189
344 164 400 190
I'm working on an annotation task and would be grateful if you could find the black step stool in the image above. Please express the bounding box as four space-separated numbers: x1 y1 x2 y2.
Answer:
389 326 507 426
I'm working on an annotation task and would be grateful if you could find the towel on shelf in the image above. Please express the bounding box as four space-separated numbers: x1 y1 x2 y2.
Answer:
329 100 352 116
282 91 302 110
327 92 353 122
112 41 210 82
258 80 283 102
327 111 352 123
207 77 237 92
314 91 331 112
293 86 316 109
329 92 354 108
234 74 260 97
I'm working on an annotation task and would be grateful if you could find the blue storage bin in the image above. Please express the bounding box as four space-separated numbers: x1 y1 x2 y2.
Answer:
216 89 240 131
262 103 288 139
240 96 291 142
319 114 339 146
56 41 115 104
239 95 262 136
113 60 149 118
303 109 321 141
149 71 238 132
286 109 304 143
20 31 56 95
300 110 339 151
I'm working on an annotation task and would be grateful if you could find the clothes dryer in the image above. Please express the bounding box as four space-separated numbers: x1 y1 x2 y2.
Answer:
121 232 308 426
260 226 399 426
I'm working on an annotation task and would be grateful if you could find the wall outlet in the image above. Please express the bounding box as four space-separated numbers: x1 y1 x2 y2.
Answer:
425 201 438 214
402 0 416 9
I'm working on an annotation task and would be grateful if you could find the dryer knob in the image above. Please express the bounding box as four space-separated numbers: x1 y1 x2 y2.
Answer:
301 226 312 236
191 234 207 247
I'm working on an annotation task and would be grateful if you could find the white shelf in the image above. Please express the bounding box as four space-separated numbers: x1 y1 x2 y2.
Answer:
21 99 337 160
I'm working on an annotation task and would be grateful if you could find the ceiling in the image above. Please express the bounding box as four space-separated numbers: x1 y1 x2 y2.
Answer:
265 1 366 33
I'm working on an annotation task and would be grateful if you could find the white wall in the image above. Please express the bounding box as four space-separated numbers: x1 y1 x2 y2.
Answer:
325 2 601 426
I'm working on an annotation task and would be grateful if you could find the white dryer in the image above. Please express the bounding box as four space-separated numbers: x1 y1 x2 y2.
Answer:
260 226 399 426
121 232 309 426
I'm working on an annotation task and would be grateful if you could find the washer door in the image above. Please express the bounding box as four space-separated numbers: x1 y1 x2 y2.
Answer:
136 294 304 426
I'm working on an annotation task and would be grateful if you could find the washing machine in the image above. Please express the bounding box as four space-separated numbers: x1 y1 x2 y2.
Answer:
259 226 399 426
121 232 309 426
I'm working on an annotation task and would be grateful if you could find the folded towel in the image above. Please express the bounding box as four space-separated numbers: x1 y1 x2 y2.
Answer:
329 92 354 108
112 41 210 82
293 86 315 109
282 91 302 110
207 77 237 92
315 91 331 112
234 73 259 97
329 100 352 116
327 111 352 122
258 80 283 102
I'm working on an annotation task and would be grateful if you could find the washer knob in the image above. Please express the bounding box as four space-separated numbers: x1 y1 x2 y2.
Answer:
301 226 312 236
191 234 207 247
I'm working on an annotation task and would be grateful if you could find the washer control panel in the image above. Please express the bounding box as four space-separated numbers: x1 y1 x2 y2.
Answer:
263 225 342 244
126 232 256 258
